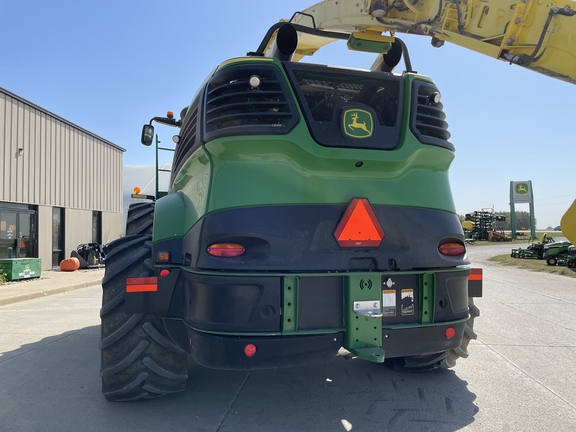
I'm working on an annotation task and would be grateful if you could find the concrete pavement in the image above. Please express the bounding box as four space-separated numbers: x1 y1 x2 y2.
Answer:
0 267 104 306
1 245 575 431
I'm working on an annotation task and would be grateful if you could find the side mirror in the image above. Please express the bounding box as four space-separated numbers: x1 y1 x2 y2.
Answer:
141 124 154 146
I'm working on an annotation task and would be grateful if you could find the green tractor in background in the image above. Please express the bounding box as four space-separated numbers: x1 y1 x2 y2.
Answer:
99 22 481 401
511 233 555 259
544 241 575 266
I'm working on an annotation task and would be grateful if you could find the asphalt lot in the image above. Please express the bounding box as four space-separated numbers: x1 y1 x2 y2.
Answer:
0 243 575 431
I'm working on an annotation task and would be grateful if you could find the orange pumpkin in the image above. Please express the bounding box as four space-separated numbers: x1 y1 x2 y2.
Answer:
60 257 80 272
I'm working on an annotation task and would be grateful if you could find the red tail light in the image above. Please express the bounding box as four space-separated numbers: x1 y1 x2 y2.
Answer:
207 243 245 257
439 242 466 256
244 344 257 357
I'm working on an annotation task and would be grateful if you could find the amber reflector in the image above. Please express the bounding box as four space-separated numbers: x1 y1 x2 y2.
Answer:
158 251 171 263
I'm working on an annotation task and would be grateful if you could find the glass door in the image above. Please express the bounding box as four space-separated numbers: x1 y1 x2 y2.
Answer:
0 211 17 259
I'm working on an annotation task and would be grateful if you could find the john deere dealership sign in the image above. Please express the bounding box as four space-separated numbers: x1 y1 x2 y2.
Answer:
510 180 535 238
512 181 533 204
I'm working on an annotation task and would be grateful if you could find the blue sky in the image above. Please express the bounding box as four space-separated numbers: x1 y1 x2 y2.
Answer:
1 0 575 228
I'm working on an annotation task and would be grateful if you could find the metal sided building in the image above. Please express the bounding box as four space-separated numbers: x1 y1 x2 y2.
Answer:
0 86 125 270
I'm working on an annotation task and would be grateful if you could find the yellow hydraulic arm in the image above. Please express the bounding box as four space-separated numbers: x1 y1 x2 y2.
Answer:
271 0 576 84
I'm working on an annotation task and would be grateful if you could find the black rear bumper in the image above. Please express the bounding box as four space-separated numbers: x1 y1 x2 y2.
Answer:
125 264 477 370
181 321 465 370
189 331 344 370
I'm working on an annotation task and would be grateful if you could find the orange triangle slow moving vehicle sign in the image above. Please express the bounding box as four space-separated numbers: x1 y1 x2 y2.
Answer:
334 198 385 247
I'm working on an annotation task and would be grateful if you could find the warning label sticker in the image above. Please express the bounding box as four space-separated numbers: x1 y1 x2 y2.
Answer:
400 289 414 316
382 290 396 317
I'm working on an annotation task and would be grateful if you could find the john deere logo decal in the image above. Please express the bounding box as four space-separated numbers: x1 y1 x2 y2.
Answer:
515 183 529 194
343 109 373 139
512 181 532 204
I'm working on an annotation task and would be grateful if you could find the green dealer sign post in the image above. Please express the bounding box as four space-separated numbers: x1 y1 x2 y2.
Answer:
510 181 536 239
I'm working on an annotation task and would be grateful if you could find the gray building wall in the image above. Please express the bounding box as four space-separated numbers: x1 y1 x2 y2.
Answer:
0 87 125 270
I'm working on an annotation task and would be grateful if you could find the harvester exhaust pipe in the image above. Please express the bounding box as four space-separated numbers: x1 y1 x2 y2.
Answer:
270 23 298 61
370 40 403 72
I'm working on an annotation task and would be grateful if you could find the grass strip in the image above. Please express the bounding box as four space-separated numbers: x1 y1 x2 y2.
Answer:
488 254 576 278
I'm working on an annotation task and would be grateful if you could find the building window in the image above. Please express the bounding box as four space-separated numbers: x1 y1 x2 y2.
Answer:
52 207 64 268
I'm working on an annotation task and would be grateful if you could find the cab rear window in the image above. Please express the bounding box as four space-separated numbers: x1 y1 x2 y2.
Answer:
285 63 402 150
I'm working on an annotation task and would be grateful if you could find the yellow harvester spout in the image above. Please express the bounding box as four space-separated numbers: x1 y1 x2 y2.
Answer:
560 200 576 244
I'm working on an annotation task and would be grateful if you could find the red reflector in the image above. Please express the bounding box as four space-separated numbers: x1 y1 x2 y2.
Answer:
468 268 483 281
244 344 257 357
126 276 158 293
445 327 455 339
334 198 385 247
439 242 466 256
160 269 170 277
207 243 245 257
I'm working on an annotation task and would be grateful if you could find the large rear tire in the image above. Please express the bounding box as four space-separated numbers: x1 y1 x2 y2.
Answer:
385 298 479 371
100 235 188 401
440 298 479 368
126 202 155 236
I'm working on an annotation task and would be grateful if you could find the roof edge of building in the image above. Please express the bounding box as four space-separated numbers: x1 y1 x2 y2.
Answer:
0 86 126 153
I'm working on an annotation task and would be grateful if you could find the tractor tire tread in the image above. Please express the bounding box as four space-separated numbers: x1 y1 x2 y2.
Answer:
99 313 145 349
99 290 125 318
102 239 151 284
100 340 149 377
142 321 188 356
102 372 149 399
142 356 188 380
126 202 155 236
100 230 187 402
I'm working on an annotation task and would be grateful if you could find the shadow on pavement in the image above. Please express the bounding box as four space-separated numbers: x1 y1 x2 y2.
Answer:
0 326 477 432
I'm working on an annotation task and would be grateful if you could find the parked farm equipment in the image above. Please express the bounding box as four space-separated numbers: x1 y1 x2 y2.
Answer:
463 210 509 242
511 234 555 260
70 243 106 268
543 241 575 266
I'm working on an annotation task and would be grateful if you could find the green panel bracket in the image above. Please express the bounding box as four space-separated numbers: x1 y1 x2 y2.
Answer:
347 35 392 54
282 276 298 333
344 274 384 363
421 273 436 324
